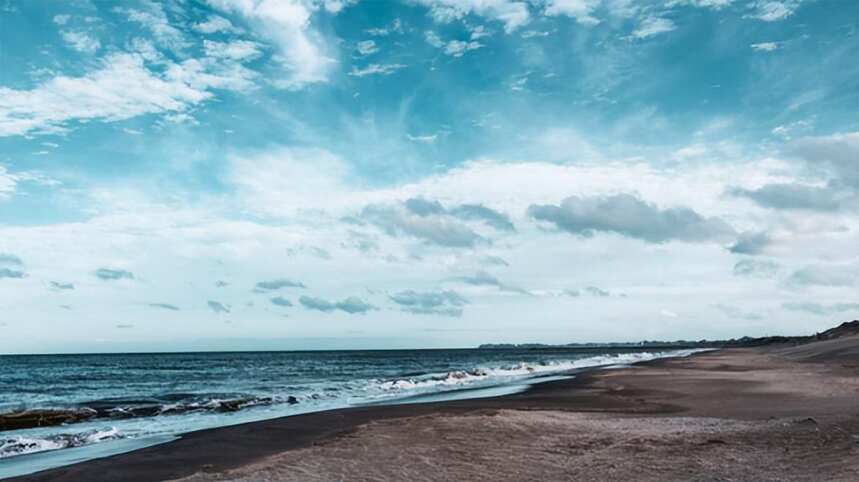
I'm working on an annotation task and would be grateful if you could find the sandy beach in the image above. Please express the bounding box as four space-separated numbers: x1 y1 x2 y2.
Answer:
9 330 858 482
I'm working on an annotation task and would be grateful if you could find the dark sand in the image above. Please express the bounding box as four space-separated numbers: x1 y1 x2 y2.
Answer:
11 336 859 482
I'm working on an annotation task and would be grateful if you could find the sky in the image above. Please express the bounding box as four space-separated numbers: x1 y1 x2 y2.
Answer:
0 0 857 354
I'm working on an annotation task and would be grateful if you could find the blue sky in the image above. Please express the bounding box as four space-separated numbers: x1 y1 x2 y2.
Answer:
0 0 857 353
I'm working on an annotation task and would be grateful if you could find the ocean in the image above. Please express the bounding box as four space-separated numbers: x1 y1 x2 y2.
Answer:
0 347 700 476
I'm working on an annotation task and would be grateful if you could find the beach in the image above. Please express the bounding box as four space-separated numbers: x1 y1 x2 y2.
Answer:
9 333 859 482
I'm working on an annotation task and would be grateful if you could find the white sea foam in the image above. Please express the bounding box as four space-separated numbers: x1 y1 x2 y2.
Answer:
0 428 122 459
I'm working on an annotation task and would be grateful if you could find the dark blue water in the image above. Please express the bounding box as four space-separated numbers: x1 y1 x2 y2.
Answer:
0 348 700 473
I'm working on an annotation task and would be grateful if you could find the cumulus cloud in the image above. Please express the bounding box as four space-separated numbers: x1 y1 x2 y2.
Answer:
728 231 772 255
115 1 187 51
543 0 601 25
60 30 101 53
270 296 293 307
782 301 859 316
416 0 530 33
425 31 483 57
360 203 486 248
528 194 735 244
255 278 307 291
150 303 180 310
733 259 780 278
449 204 515 231
480 255 509 266
208 0 336 89
299 295 377 314
208 300 231 313
389 289 468 316
94 268 134 281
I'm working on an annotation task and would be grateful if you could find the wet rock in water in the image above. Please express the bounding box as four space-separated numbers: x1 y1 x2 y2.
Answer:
0 408 97 431
287 396 299 404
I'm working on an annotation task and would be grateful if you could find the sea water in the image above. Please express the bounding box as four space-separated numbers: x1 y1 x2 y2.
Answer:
0 347 701 475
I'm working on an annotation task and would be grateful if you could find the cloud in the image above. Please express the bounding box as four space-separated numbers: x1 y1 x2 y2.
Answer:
255 278 307 290
789 132 859 189
583 286 610 297
203 40 263 61
453 271 529 294
0 50 260 137
786 264 858 288
215 280 230 287
94 268 134 281
632 17 676 39
208 0 336 90
150 303 180 310
450 204 515 231
60 31 101 53
425 31 483 57
728 231 772 255
208 300 231 313
748 1 802 22
733 259 780 278
782 302 859 316
543 0 600 25
349 63 407 77
194 15 238 34
356 40 378 55
49 281 75 291
0 268 25 279
727 183 854 212
299 295 377 314
480 255 509 267
116 324 135 329
751 42 779 52
270 296 293 307
528 194 735 243
416 0 530 33
359 203 486 247
389 289 468 316
0 253 22 265
115 1 187 51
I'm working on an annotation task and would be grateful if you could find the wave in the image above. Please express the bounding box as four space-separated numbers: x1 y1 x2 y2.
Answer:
0 428 121 458
368 350 703 396
0 394 300 432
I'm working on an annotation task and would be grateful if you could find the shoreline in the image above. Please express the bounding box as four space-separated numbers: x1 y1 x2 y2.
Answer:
8 339 859 481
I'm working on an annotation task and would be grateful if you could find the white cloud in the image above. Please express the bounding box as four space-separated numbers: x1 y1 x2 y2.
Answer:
356 40 378 55
543 0 601 25
406 133 438 143
193 15 238 34
116 1 187 51
60 31 101 53
751 41 779 52
633 17 676 39
415 0 530 33
53 14 71 25
748 1 801 22
349 63 407 77
203 39 263 61
208 0 336 90
425 31 483 57
0 49 259 137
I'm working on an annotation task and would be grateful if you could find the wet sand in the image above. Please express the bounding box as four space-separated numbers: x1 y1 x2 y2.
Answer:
12 336 859 482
